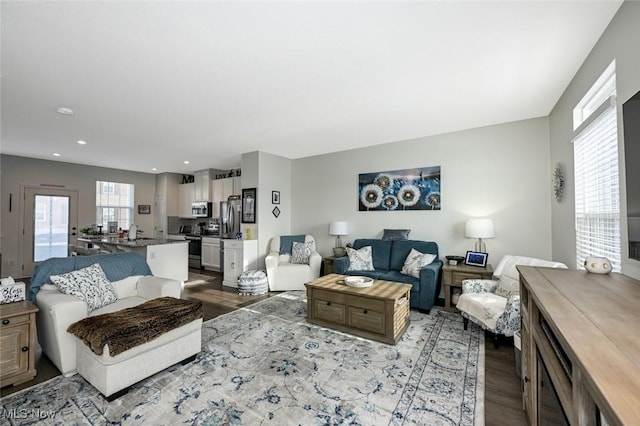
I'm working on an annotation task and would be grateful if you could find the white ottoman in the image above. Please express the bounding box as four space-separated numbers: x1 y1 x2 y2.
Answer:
238 270 269 295
75 318 202 401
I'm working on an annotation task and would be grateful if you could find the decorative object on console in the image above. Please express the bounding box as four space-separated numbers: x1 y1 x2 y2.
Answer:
465 251 488 267
445 255 465 266
0 276 26 304
583 256 612 274
358 166 441 211
553 163 566 202
382 228 410 241
465 217 494 253
344 276 374 288
329 221 349 256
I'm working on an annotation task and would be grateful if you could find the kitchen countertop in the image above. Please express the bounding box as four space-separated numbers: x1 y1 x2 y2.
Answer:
78 237 187 247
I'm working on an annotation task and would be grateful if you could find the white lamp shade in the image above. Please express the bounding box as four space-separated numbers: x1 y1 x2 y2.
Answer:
465 218 495 239
329 221 349 236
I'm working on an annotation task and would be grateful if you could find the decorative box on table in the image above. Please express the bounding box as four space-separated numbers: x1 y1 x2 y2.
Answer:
0 277 26 304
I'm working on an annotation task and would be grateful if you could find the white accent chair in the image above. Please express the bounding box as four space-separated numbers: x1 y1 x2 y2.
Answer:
265 235 322 291
456 255 567 347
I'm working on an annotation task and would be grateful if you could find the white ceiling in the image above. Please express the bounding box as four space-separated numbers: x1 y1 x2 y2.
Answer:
1 1 622 175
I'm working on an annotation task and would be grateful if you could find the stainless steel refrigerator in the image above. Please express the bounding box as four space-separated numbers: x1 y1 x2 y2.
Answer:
220 195 242 239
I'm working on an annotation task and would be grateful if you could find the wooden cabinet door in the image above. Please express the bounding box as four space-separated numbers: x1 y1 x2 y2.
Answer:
0 323 29 381
178 183 196 217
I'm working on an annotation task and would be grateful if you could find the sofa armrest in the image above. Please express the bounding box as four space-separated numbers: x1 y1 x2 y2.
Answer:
416 260 442 309
137 276 181 299
36 289 88 376
265 251 279 271
333 256 350 274
309 251 322 277
461 278 498 294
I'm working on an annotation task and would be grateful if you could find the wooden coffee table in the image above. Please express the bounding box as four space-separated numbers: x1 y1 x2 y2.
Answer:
305 273 412 345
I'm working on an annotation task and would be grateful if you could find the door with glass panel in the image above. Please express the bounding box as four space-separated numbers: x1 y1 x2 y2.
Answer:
22 188 79 276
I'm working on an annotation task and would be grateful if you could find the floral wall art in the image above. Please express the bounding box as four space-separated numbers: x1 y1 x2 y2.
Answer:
358 166 441 211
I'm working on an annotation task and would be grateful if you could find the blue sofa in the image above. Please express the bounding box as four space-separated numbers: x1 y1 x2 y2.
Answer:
333 239 442 313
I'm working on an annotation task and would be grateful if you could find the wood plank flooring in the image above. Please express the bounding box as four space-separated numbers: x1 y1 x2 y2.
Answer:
0 269 528 425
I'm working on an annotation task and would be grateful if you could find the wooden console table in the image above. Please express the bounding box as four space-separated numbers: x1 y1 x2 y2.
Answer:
518 266 640 425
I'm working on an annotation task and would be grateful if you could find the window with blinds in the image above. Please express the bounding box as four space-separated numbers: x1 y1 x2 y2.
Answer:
573 61 621 272
96 181 135 230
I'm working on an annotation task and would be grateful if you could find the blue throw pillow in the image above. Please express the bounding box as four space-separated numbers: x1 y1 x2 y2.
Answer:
280 235 305 255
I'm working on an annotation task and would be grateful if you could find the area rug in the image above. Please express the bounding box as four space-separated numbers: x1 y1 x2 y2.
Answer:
0 291 484 425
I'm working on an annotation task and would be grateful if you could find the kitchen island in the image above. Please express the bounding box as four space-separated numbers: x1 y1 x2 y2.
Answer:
77 237 188 285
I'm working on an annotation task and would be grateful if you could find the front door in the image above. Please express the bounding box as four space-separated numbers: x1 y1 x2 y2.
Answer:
22 187 79 276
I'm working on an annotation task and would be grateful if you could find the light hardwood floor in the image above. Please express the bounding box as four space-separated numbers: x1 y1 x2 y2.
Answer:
1 269 528 425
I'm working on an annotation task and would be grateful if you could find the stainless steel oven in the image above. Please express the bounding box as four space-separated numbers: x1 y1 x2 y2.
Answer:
185 235 202 268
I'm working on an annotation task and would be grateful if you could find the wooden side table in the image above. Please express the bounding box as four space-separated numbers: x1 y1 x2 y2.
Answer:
442 263 493 312
0 301 39 387
321 256 343 276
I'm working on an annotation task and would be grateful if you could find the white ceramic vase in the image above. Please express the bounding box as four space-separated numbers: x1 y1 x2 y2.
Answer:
584 256 612 274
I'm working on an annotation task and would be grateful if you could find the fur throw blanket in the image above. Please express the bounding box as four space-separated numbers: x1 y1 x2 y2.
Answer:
68 297 203 356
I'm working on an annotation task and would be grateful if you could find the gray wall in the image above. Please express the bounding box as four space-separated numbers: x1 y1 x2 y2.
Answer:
549 1 640 279
1 155 157 277
291 117 553 266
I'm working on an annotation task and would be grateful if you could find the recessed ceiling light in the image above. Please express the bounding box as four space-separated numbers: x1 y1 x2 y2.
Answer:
53 153 61 157
77 140 87 145
152 167 157 171
57 107 74 116
184 160 190 165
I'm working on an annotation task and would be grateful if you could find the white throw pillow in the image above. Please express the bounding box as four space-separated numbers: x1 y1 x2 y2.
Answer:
495 275 520 297
400 248 436 278
347 246 375 271
291 242 314 264
50 263 118 312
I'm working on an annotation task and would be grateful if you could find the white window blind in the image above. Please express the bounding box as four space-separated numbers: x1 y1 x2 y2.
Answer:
574 96 621 272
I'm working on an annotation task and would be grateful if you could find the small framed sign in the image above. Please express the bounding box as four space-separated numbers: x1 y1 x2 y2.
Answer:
465 251 488 267
272 190 280 204
138 204 151 214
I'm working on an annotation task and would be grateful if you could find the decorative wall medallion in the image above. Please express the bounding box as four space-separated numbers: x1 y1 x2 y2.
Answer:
553 163 565 202
272 206 280 218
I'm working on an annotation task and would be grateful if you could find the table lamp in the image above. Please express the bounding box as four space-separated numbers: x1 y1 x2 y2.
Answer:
465 218 494 253
329 221 349 256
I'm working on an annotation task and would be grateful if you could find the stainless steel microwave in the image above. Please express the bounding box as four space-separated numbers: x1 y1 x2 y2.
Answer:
192 201 212 218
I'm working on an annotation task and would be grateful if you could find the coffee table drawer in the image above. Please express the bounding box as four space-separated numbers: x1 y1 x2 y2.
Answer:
314 299 346 324
347 306 385 334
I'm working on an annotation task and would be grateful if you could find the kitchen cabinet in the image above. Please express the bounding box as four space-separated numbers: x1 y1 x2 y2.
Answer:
178 182 195 218
222 239 258 288
211 176 241 217
202 237 221 272
193 169 212 201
